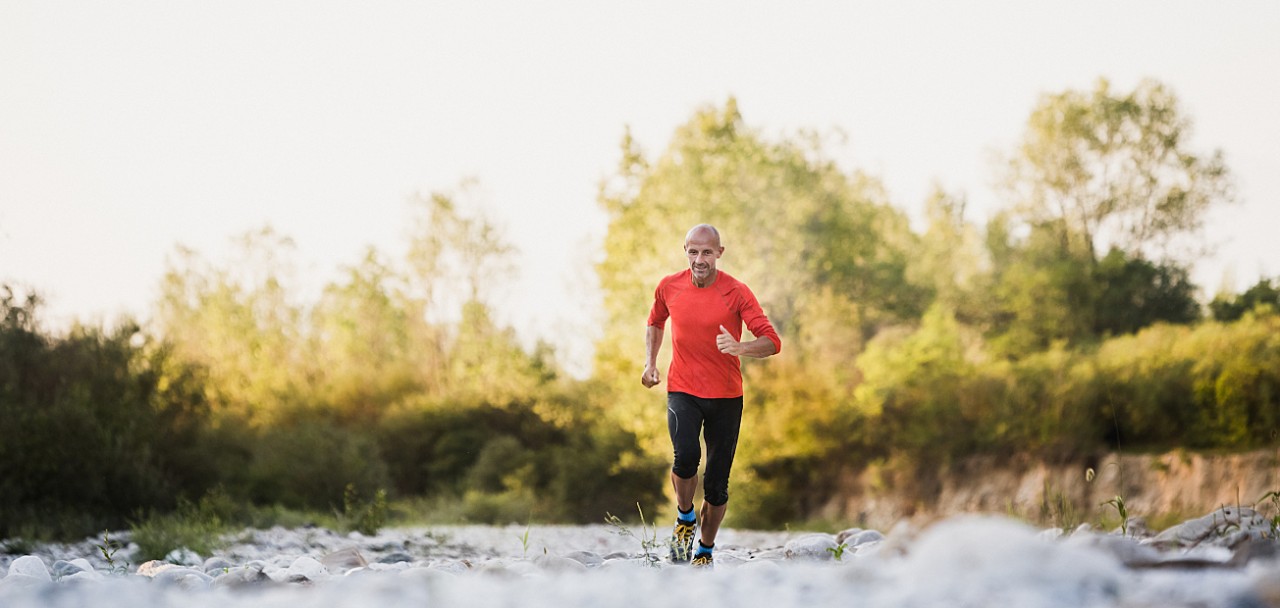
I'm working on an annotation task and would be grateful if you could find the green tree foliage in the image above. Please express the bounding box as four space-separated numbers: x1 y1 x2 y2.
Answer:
0 287 218 538
1210 277 1280 322
983 79 1224 350
1003 77 1232 262
985 217 1099 353
1092 248 1200 335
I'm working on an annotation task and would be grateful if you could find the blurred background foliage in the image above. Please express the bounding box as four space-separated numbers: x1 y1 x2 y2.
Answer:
3 78 1277 539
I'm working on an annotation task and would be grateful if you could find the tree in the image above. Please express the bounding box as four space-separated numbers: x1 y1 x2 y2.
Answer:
907 187 986 323
1210 277 1280 322
1003 78 1232 263
1092 248 1200 335
153 226 306 425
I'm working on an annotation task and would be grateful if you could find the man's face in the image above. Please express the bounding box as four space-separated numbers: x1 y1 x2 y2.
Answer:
684 231 723 284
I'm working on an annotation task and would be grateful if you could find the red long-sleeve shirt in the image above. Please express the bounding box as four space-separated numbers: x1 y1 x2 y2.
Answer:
647 269 781 399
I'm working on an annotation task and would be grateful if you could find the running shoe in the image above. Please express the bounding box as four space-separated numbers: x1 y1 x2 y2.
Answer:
669 519 696 563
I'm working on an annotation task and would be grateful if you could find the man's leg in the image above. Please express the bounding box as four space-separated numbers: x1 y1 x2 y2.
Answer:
667 393 704 562
698 396 743 550
672 470 697 512
698 500 728 544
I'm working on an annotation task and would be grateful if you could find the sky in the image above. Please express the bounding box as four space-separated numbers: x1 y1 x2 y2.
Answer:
2 1 1278 375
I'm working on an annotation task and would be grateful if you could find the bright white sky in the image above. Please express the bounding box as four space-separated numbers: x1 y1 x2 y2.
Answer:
2 2 1278 375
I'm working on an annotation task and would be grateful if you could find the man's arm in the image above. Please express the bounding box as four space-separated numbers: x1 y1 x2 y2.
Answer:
716 325 779 358
641 325 664 388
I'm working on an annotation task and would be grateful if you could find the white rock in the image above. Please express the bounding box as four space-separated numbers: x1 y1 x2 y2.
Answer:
835 527 864 544
846 529 885 547
286 555 328 580
153 567 214 590
562 550 604 567
7 555 51 582
533 554 587 572
321 547 368 573
785 534 839 561
1150 506 1268 549
136 560 179 577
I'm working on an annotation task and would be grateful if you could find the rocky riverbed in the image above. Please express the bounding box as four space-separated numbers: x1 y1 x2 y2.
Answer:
2 506 1279 607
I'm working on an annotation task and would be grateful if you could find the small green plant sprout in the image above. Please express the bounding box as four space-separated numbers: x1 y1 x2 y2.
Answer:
94 530 129 575
1258 490 1280 538
1102 495 1130 536
604 502 663 567
827 542 849 562
517 524 531 558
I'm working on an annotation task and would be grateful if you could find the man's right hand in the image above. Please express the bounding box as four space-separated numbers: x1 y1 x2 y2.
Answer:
641 365 661 388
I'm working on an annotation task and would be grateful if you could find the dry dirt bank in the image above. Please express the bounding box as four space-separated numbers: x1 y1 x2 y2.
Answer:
821 448 1280 529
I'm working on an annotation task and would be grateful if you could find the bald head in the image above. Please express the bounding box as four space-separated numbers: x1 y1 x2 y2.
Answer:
684 224 721 248
683 224 724 287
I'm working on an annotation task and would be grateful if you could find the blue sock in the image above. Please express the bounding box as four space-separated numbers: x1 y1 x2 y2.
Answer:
695 541 713 557
677 505 696 523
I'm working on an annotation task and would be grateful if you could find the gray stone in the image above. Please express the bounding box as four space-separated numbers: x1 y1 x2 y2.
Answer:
377 551 415 565
1150 506 1268 550
164 547 202 566
202 556 235 574
51 559 89 579
562 550 604 568
212 565 273 589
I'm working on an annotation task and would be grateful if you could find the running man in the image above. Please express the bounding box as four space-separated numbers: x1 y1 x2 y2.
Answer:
641 223 781 568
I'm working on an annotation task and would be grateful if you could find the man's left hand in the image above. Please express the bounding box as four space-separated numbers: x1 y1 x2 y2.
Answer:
716 325 741 356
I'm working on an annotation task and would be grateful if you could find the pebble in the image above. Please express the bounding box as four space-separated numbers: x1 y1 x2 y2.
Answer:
8 556 51 582
784 533 839 561
0 509 1273 608
320 547 367 573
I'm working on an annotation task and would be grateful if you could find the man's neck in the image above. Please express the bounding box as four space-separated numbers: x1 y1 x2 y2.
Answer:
691 270 718 288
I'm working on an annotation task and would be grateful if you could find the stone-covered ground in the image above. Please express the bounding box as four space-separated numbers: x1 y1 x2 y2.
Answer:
2 506 1278 607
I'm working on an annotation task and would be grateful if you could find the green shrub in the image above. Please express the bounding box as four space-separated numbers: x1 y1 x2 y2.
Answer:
130 491 232 561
